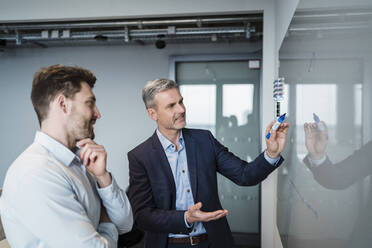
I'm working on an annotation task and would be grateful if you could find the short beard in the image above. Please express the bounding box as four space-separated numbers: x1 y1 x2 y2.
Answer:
69 108 95 142
77 125 95 140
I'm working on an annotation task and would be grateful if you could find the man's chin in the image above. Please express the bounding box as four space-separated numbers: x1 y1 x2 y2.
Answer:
89 131 95 140
88 126 95 139
175 122 186 130
76 132 95 142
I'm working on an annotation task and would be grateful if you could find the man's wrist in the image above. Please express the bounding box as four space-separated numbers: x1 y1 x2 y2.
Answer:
309 153 325 160
307 154 327 167
185 210 196 224
185 210 191 224
96 171 112 188
265 150 279 159
264 150 280 166
184 211 193 228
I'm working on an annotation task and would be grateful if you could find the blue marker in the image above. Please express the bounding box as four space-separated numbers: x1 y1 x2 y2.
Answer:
313 113 325 131
266 113 286 139
313 113 328 139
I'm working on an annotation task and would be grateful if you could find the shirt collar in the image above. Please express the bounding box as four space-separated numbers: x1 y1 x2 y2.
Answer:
34 131 81 167
156 129 184 151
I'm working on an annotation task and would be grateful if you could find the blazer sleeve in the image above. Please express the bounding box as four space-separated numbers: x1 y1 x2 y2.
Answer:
127 151 191 234
207 130 283 186
303 141 372 189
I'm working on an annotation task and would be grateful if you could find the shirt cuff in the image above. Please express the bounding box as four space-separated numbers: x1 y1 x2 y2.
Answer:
264 150 280 166
96 174 120 202
307 155 327 167
184 212 193 229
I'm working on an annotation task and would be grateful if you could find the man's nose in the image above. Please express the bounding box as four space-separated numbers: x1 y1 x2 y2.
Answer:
94 106 101 119
176 103 185 113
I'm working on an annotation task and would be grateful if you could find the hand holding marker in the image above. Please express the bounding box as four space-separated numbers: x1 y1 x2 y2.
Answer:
313 113 328 140
266 113 286 139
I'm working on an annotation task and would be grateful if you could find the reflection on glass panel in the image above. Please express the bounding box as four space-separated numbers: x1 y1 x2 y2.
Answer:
179 84 216 134
296 84 337 125
281 84 290 116
296 84 337 160
354 84 362 148
278 67 363 248
222 84 254 126
277 4 372 248
354 84 362 126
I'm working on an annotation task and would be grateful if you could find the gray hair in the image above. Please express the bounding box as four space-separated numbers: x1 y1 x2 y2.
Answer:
142 78 178 108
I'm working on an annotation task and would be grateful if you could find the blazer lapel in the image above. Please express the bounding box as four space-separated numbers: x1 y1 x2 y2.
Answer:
150 131 177 203
183 129 198 202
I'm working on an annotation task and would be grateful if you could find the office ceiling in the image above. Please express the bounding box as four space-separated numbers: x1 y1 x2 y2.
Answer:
0 14 263 48
0 8 371 49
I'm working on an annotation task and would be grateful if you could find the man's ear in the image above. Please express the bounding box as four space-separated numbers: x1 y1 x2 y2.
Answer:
55 94 69 114
146 107 158 122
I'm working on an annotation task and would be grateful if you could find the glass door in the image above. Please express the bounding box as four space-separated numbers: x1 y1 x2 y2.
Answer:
176 59 261 247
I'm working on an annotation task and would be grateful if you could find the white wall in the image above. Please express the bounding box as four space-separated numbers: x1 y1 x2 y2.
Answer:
275 0 299 52
0 0 266 22
261 0 299 246
0 42 262 189
3 0 369 23
261 2 278 248
3 0 370 23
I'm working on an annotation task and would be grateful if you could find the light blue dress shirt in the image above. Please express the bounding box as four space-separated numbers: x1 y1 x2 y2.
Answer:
0 131 133 248
156 130 206 237
156 129 280 238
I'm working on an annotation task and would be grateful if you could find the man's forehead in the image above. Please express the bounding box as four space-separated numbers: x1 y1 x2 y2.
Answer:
155 88 181 101
76 81 95 99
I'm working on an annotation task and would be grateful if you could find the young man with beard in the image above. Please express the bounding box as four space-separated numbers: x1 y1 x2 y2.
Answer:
127 78 289 248
0 65 133 247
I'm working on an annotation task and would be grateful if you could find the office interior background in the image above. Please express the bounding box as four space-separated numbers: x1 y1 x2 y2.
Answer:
1 0 372 247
